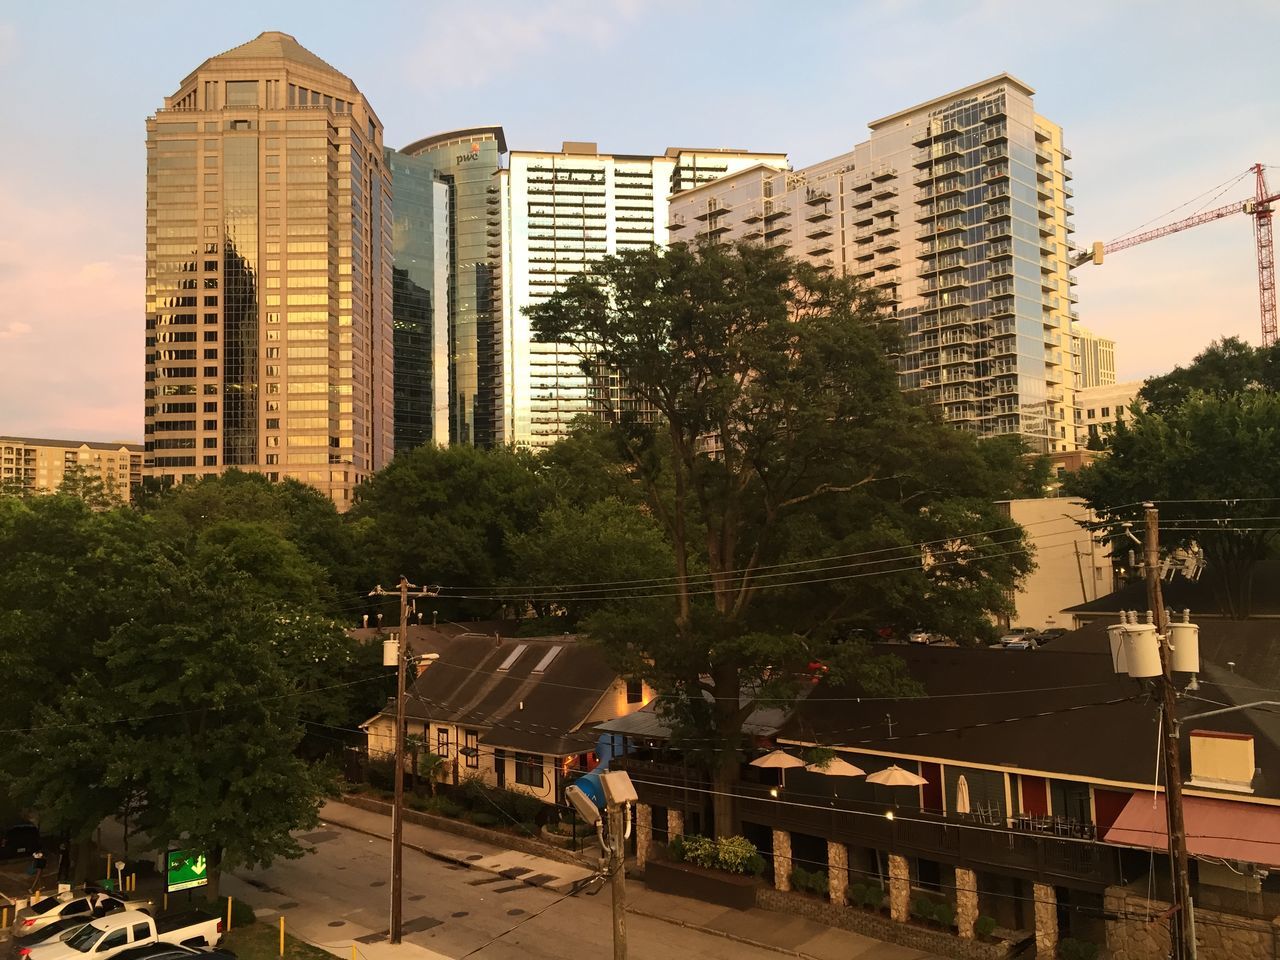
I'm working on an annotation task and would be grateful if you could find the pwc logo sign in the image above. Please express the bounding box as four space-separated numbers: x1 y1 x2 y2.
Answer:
456 142 481 165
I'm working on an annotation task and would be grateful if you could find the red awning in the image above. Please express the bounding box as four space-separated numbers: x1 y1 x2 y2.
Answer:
1104 792 1280 867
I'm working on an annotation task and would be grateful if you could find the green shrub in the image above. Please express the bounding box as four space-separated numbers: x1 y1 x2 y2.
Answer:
790 865 829 897
466 810 500 828
427 796 464 818
680 834 719 869
975 916 998 940
366 759 397 792
715 836 759 875
1060 938 1100 960
407 795 433 812
668 834 686 861
861 883 885 910
519 821 538 837
912 897 936 922
848 881 866 906
742 852 767 877
933 903 956 928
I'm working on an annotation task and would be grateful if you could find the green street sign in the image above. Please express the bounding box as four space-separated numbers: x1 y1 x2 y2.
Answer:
166 849 208 893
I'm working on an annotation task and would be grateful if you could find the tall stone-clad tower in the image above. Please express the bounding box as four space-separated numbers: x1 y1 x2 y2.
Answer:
144 32 393 507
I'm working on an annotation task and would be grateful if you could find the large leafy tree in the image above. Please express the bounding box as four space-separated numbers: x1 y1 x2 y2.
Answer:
1140 336 1280 416
527 242 1030 833
1068 390 1280 618
350 444 552 619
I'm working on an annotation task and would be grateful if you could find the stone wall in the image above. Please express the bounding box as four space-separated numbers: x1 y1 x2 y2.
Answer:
828 841 848 906
756 887 1012 960
773 829 792 893
956 867 978 940
890 853 910 922
667 808 684 841
1033 882 1057 959
635 803 652 870
338 794 593 868
1104 887 1280 960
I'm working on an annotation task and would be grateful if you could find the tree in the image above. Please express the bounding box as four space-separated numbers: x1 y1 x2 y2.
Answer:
1067 390 1280 618
506 497 675 627
528 242 1030 834
7 553 337 897
350 444 551 619
1140 336 1280 416
142 471 358 610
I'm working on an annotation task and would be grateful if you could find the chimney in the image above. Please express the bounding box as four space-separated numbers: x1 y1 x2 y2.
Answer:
1189 730 1255 793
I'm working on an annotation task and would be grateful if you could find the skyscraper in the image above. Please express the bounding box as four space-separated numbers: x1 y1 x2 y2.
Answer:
145 32 394 507
391 127 507 450
488 142 787 448
669 75 1081 453
1074 325 1117 388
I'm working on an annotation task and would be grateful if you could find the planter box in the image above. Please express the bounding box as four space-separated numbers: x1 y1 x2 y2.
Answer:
645 858 758 910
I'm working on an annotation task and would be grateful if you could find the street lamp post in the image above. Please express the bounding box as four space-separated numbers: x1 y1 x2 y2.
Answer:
369 577 439 945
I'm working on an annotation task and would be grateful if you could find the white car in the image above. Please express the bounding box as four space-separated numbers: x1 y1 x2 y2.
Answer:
14 893 151 938
908 629 933 645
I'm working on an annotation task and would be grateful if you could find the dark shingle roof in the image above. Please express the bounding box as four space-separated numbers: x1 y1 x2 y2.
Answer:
397 635 616 757
780 628 1280 799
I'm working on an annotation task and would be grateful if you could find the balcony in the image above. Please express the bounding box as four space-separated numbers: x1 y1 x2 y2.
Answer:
914 160 965 185
806 224 834 240
805 187 832 206
985 202 1011 222
805 207 834 223
809 241 834 256
874 237 900 254
870 166 896 181
873 183 898 201
982 123 1008 143
764 221 791 238
988 258 1014 281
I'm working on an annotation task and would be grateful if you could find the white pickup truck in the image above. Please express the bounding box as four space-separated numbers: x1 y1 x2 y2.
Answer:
19 910 223 960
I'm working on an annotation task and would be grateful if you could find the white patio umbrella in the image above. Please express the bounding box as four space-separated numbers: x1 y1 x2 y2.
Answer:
955 774 971 815
866 764 929 787
804 757 866 777
750 749 805 789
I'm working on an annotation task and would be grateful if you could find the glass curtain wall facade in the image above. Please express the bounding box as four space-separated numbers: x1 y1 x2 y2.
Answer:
667 75 1080 453
144 32 394 507
398 127 507 448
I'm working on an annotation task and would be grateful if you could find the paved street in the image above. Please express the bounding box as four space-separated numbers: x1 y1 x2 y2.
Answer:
226 820 935 960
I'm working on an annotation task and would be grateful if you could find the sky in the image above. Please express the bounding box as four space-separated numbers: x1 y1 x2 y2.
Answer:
1 0 1278 442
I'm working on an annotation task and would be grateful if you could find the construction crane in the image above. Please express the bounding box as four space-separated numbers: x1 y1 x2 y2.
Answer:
1072 163 1279 346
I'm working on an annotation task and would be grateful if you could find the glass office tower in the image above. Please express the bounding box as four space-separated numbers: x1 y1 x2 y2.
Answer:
397 127 507 447
144 32 394 506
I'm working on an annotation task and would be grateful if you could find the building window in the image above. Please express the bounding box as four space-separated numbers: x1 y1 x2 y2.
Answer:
1101 407 1110 418
436 728 449 757
464 729 479 769
625 679 643 704
515 753 543 788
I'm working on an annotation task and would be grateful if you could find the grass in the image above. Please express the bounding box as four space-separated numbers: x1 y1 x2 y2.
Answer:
222 920 335 960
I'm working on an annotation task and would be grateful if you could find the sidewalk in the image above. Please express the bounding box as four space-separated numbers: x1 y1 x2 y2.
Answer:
628 882 938 960
322 801 934 960
318 801 597 895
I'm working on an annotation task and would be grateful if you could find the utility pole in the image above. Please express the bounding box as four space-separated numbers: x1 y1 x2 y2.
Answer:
369 576 439 945
608 801 627 960
1142 503 1197 960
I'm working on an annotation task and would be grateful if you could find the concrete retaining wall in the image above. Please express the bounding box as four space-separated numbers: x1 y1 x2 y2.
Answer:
756 887 1013 960
1104 888 1280 960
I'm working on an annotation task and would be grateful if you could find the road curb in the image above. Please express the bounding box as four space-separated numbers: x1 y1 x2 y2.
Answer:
626 905 821 959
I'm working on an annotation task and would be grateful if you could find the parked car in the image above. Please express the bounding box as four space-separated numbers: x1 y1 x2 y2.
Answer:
908 628 934 645
1000 637 1039 651
1034 628 1069 645
10 920 87 959
0 823 41 861
14 894 152 938
107 944 235 960
998 627 1038 644
21 909 221 960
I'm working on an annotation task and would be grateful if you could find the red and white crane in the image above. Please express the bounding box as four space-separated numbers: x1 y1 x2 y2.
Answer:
1072 163 1279 346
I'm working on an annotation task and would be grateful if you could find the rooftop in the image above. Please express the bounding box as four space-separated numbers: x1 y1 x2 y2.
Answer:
868 72 1035 129
401 125 508 157
1 436 143 452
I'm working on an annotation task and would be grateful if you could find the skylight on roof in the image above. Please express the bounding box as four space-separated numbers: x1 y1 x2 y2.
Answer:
532 645 563 674
497 644 527 671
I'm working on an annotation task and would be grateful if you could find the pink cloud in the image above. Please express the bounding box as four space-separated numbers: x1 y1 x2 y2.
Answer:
0 185 142 441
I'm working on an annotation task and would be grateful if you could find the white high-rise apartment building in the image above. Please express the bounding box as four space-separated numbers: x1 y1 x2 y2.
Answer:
669 75 1082 453
488 142 787 448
